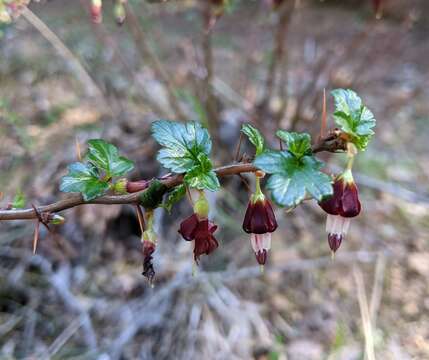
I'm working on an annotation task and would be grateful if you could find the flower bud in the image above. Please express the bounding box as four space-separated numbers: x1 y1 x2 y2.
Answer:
113 178 128 195
126 180 149 193
193 192 209 219
114 2 126 26
142 239 155 284
49 214 66 225
90 0 103 24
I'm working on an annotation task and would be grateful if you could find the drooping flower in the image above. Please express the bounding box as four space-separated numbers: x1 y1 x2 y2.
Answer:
141 210 157 284
178 192 219 263
90 0 103 24
319 169 361 253
242 171 278 266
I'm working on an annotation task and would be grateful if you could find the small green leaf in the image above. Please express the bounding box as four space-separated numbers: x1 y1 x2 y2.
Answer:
139 180 167 209
162 184 186 213
276 130 312 158
86 139 134 178
60 162 110 201
331 89 376 151
241 123 265 155
12 190 25 209
254 151 332 207
184 153 220 191
152 120 212 173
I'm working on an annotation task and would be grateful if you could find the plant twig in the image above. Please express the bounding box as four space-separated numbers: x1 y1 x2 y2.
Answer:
0 133 345 222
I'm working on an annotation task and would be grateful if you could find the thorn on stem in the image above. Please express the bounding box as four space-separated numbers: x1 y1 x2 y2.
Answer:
320 88 327 139
33 220 40 254
75 137 82 161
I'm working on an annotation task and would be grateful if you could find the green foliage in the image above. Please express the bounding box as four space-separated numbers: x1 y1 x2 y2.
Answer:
152 120 220 191
331 89 376 151
139 180 167 210
242 123 265 156
254 150 332 207
183 153 220 191
11 190 25 209
162 184 186 213
60 162 110 201
86 139 134 178
276 130 312 158
60 139 134 201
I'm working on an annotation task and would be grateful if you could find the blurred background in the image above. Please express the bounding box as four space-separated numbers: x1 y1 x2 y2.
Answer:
0 0 428 359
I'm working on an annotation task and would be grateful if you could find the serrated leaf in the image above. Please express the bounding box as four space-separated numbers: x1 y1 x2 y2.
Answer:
12 190 25 209
331 89 376 151
185 170 220 192
162 184 186 213
60 162 110 201
276 130 312 158
152 120 212 173
241 123 265 155
86 139 134 178
183 153 220 191
254 151 332 207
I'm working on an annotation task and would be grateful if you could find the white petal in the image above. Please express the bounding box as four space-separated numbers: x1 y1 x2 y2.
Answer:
261 233 272 251
341 217 351 235
250 233 260 253
326 214 334 233
332 215 342 235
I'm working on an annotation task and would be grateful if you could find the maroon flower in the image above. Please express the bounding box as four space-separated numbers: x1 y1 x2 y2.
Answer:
142 240 155 284
319 171 361 254
179 213 200 241
373 0 383 17
90 0 102 24
242 172 278 266
243 199 278 234
178 213 219 263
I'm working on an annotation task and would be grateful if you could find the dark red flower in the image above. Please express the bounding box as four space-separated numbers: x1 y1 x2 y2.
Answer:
178 214 219 262
340 181 361 218
319 173 361 254
142 240 155 284
243 199 278 234
193 219 219 262
319 177 361 218
373 0 383 16
179 213 200 241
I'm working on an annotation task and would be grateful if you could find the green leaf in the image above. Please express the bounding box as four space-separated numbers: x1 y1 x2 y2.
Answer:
139 180 167 209
86 139 134 178
241 123 265 155
254 151 332 207
60 162 110 201
331 89 376 151
152 120 212 173
183 153 220 191
12 190 25 209
276 130 312 158
162 184 186 213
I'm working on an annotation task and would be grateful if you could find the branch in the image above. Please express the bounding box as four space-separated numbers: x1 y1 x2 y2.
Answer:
0 133 346 221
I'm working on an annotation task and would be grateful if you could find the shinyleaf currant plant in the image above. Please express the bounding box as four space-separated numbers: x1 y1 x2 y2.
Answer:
0 89 375 284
